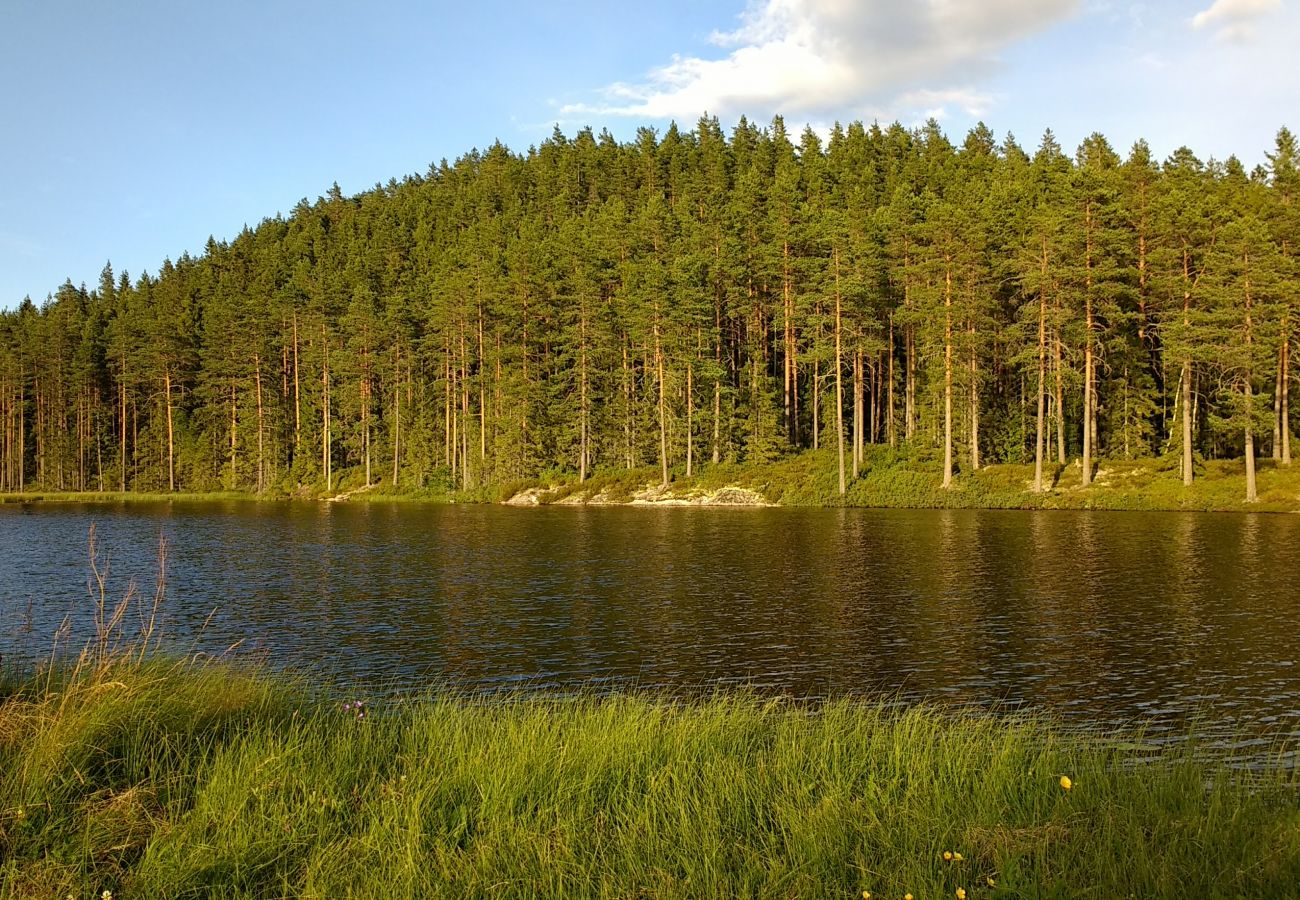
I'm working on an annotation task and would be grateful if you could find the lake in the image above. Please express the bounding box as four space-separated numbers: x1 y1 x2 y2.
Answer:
3 502 1298 747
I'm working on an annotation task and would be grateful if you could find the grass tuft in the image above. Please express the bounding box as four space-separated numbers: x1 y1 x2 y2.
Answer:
2 654 1297 898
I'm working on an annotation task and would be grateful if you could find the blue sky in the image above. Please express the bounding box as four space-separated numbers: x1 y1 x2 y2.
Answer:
2 0 1295 306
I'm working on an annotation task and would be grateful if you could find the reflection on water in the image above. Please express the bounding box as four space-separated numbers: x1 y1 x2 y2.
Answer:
2 502 1299 745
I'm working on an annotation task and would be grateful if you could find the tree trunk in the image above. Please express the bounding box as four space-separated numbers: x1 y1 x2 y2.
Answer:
1245 383 1258 502
1181 359 1194 486
321 327 331 493
164 368 175 493
887 314 896 447
904 248 916 443
623 339 633 470
1082 202 1095 487
119 359 127 492
942 255 954 489
1279 326 1292 465
1033 240 1048 494
969 321 980 472
363 345 372 488
255 355 265 493
712 377 721 466
229 379 238 489
292 312 301 457
579 307 589 482
811 358 820 451
1274 342 1284 459
392 345 401 487
460 323 470 490
478 304 487 465
1283 335 1292 465
1245 257 1257 502
1181 246 1195 486
444 340 453 472
782 239 797 446
1054 331 1066 466
686 359 694 478
834 247 845 496
655 315 668 489
853 349 863 479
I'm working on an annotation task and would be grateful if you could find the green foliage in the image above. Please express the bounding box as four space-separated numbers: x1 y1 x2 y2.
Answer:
1 122 1297 498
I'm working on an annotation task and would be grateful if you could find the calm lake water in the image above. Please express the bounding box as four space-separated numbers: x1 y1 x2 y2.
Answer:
3 502 1299 745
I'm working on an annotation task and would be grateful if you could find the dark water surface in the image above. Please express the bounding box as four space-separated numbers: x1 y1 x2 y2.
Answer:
3 502 1298 743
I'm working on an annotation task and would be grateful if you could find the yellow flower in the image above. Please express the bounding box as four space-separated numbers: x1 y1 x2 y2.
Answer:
905 894 914 900
987 876 997 887
1060 775 1073 791
956 888 967 899
862 893 872 899
943 850 954 861
102 892 114 900
953 852 963 861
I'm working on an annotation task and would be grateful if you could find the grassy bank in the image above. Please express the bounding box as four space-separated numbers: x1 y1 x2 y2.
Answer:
4 450 1299 511
0 491 258 505
2 656 1297 898
498 448 1300 512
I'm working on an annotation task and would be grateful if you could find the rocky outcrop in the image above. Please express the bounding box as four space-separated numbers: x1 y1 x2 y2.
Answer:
503 484 773 507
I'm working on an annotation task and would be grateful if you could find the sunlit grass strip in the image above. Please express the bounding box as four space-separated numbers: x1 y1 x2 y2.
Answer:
2 657 1298 899
0 491 257 504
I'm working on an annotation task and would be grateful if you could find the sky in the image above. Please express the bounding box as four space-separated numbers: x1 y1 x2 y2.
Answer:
1 0 1296 306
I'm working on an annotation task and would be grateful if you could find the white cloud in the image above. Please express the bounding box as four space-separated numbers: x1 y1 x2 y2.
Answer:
1191 0 1282 42
561 0 1079 122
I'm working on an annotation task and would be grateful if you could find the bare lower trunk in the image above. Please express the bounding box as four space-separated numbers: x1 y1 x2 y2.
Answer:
1275 345 1284 459
1182 358 1194 486
322 328 331 493
685 362 694 478
655 318 668 488
968 322 979 472
255 355 265 492
1033 249 1048 493
887 315 896 447
942 258 954 489
164 369 174 492
1246 380 1258 502
712 378 721 466
1283 335 1292 465
1083 330 1094 487
292 312 301 456
853 350 863 479
119 364 127 492
1054 334 1066 466
834 248 845 496
392 345 401 486
579 310 589 482
905 325 916 443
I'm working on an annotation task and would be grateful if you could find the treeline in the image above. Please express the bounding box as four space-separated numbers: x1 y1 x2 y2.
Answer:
1 117 1296 499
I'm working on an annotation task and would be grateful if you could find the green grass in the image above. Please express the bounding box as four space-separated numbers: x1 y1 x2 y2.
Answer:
523 448 1300 512
2 655 1297 898
0 491 258 505
8 450 1300 512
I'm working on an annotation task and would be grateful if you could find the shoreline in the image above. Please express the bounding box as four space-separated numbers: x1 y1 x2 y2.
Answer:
3 452 1298 514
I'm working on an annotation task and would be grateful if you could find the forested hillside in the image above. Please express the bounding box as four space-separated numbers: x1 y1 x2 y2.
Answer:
1 117 1296 499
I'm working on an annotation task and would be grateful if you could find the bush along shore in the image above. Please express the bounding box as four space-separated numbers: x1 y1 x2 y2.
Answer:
2 652 1298 898
8 448 1298 512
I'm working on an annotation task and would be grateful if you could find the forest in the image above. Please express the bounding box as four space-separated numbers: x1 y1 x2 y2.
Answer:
0 116 1296 501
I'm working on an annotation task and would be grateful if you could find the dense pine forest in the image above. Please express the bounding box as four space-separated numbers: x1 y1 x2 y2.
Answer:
1 117 1296 500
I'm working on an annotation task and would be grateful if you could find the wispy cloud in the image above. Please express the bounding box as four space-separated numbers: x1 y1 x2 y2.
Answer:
561 0 1079 123
1191 0 1282 42
0 230 43 259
